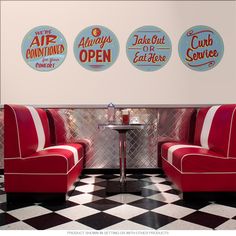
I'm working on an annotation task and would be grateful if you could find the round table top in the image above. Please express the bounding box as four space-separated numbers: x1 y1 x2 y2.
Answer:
98 123 145 131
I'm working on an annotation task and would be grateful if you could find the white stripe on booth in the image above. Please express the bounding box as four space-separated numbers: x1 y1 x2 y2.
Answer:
200 105 221 149
167 145 202 164
44 145 79 164
26 106 45 152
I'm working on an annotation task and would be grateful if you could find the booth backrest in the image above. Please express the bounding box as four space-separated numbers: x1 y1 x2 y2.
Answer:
194 104 236 157
4 105 51 158
46 109 67 145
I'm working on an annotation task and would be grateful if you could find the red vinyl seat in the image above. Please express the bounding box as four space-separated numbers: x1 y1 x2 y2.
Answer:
46 108 91 157
161 105 236 193
4 105 84 197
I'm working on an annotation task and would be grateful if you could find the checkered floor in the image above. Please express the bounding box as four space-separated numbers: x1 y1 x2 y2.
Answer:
0 173 236 230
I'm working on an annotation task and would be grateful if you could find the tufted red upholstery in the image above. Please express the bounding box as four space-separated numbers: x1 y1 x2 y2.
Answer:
4 105 84 195
161 105 236 192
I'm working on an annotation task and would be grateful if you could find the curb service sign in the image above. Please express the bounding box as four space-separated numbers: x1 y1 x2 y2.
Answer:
178 25 224 71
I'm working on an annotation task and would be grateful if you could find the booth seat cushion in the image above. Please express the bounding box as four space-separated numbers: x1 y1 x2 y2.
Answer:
162 142 236 173
5 143 84 174
46 108 91 155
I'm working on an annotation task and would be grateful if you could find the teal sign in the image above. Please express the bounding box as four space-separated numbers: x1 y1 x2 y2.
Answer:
126 25 172 72
178 25 224 71
21 25 67 71
74 25 119 71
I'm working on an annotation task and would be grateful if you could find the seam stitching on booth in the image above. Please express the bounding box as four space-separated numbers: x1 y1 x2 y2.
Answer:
4 156 83 176
9 105 22 158
162 156 236 175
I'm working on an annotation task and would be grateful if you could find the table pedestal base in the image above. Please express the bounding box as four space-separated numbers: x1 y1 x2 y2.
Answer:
106 181 142 195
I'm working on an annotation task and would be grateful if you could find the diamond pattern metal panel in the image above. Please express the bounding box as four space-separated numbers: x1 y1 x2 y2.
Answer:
157 108 194 142
126 109 158 168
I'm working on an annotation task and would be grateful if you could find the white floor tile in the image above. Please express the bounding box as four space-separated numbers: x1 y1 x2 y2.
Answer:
152 204 195 219
147 192 180 203
75 184 104 193
200 203 236 218
87 174 103 177
48 221 94 230
143 183 172 192
158 219 212 230
69 193 102 204
104 204 147 220
106 194 143 204
109 177 134 182
56 205 100 220
0 221 36 230
145 174 159 177
142 176 166 183
7 205 51 220
215 219 236 230
0 194 6 203
103 220 154 230
79 177 105 184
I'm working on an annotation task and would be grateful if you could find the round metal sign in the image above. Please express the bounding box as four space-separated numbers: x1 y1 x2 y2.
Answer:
74 25 119 71
21 25 67 71
126 25 172 72
178 25 224 71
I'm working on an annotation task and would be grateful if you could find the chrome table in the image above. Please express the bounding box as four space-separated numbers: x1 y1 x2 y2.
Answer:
98 124 145 193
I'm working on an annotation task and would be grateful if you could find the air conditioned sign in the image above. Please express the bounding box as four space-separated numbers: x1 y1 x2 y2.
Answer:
21 25 67 71
126 26 172 72
74 25 119 71
178 25 224 71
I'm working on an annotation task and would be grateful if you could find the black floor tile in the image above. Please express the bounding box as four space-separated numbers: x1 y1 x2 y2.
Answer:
98 174 118 180
93 181 108 187
91 189 108 198
40 200 78 211
133 188 161 197
69 190 84 197
23 213 71 230
128 198 166 210
0 213 19 226
182 211 228 229
0 202 32 212
160 180 172 186
165 189 181 195
130 211 176 229
128 174 151 179
77 212 123 230
106 181 143 195
74 181 88 187
215 200 236 208
84 199 122 211
79 175 91 179
0 189 5 195
172 199 210 210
